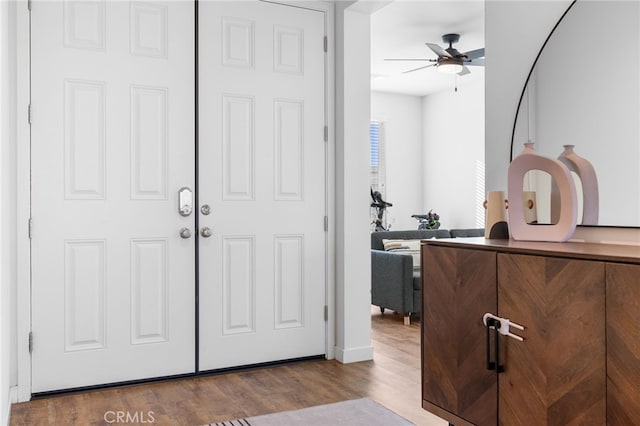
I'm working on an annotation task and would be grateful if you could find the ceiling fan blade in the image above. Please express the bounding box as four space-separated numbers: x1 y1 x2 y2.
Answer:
466 57 485 67
384 58 435 62
464 48 485 60
458 66 471 76
402 63 436 74
426 43 451 58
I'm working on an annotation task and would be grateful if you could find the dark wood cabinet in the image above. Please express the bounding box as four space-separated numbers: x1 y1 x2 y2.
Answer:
422 245 497 426
606 263 640 425
421 239 639 426
497 253 605 425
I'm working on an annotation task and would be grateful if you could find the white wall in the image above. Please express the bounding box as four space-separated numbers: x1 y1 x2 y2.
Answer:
334 3 373 363
422 80 485 229
371 83 484 232
484 0 572 193
0 0 17 423
0 0 8 417
371 92 423 230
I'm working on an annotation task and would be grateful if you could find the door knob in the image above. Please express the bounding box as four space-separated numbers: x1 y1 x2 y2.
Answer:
179 228 192 239
200 227 212 238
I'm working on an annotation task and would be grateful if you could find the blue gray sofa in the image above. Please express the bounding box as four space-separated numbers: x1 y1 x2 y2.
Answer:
371 228 484 325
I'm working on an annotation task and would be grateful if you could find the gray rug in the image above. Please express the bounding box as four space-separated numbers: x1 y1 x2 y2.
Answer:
208 398 414 426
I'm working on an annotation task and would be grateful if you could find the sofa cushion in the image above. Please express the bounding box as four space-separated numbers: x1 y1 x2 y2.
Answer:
383 239 421 270
371 229 452 250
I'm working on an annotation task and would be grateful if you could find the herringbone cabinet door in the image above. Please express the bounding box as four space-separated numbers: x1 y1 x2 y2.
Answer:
422 245 497 426
497 253 606 425
606 263 640 425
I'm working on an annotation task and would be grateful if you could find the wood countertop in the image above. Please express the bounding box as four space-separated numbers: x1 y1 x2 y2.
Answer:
421 237 640 265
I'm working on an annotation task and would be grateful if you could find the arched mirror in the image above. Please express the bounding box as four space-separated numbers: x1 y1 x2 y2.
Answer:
511 0 640 227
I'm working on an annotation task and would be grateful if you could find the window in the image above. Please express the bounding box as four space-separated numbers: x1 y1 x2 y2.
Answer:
370 121 387 229
370 121 386 193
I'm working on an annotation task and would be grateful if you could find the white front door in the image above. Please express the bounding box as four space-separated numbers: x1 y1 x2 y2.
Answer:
31 1 195 392
30 0 327 392
198 1 327 370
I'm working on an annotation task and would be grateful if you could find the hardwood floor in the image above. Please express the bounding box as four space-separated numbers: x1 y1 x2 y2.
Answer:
10 309 446 425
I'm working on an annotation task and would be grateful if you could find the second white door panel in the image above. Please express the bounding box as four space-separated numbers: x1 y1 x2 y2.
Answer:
198 1 326 370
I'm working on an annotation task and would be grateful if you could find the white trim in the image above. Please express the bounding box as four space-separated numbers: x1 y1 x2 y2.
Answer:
16 0 31 403
325 1 336 361
310 0 336 361
2 387 17 426
317 0 336 361
334 345 374 364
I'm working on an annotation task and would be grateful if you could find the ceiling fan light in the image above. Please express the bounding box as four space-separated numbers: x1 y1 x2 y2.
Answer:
438 60 463 75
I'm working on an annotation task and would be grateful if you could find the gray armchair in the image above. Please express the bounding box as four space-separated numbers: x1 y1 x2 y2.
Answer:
371 229 451 325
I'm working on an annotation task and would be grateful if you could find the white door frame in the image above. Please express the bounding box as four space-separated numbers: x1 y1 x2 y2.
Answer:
16 0 32 403
15 0 335 401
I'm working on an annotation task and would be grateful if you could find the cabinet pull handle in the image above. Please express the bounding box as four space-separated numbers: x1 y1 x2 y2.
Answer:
483 313 526 372
485 316 495 370
484 317 504 372
493 321 504 373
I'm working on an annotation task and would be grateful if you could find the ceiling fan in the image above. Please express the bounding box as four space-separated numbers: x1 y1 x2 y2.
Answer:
385 33 485 76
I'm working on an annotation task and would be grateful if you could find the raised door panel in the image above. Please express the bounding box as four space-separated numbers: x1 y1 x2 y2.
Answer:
606 263 640 425
422 245 497 426
498 254 606 425
64 79 106 199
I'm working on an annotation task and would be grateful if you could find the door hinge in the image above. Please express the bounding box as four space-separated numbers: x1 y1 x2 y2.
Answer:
28 218 33 239
323 125 328 142
28 332 33 353
324 305 328 321
323 35 327 53
324 216 328 232
28 104 32 125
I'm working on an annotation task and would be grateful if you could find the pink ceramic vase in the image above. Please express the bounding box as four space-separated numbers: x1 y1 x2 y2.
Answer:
558 145 599 225
508 142 578 242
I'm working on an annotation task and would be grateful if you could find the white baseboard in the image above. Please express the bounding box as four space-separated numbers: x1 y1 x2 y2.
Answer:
334 345 374 363
325 345 335 360
1 387 17 426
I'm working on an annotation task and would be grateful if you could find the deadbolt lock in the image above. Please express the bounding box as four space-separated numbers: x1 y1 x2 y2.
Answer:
178 187 193 217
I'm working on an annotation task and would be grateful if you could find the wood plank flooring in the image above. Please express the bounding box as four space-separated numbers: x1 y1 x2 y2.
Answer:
10 309 447 425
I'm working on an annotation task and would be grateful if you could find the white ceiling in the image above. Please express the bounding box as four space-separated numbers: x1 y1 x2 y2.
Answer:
370 1 485 96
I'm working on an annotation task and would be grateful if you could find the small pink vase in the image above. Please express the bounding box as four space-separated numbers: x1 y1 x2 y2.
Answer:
558 145 599 225
507 142 578 242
